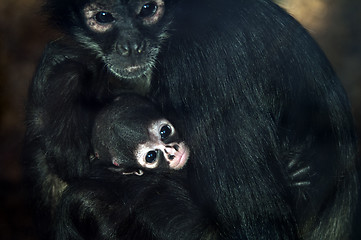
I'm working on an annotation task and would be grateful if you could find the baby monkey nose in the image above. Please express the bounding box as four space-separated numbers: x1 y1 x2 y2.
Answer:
164 145 180 160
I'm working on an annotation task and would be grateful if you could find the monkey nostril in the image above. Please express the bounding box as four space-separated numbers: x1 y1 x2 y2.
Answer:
134 41 146 54
117 41 145 56
168 155 175 160
117 44 130 56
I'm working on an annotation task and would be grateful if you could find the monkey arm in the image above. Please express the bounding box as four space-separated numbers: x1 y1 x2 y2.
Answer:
55 173 218 240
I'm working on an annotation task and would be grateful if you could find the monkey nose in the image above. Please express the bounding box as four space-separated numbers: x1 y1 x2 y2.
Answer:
173 144 180 151
117 41 146 56
164 145 179 161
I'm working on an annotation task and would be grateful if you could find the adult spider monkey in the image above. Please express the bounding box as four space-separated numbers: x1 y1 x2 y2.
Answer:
24 0 359 239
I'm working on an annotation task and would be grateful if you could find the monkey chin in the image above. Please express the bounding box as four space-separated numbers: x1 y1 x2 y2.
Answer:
169 143 190 170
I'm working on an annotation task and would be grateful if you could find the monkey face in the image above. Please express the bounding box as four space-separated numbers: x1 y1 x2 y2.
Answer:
134 120 190 170
77 0 169 79
91 95 190 175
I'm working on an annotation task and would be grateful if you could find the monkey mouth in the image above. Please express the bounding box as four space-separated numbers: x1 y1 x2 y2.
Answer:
109 63 152 79
169 143 190 170
124 65 144 72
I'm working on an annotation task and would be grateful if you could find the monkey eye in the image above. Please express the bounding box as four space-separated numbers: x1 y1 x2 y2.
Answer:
95 12 115 24
138 2 158 18
145 150 158 164
160 125 172 140
136 144 161 169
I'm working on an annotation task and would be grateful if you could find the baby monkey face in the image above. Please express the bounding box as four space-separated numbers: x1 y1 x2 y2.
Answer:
134 119 189 171
91 95 190 175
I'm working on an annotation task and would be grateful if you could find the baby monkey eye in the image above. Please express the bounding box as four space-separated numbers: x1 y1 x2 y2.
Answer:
95 12 115 23
160 125 172 140
145 150 158 164
138 2 158 18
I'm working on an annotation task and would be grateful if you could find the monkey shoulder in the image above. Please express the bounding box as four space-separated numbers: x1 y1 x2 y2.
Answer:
29 38 102 100
40 38 96 70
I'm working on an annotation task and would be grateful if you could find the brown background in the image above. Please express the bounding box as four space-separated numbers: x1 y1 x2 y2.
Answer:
0 0 360 239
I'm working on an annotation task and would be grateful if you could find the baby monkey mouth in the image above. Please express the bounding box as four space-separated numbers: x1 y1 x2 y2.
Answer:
164 143 189 170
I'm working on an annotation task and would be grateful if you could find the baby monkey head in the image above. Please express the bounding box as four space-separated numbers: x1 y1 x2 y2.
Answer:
91 94 189 176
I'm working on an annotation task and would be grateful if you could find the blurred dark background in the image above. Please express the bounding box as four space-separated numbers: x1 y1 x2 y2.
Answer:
0 0 360 239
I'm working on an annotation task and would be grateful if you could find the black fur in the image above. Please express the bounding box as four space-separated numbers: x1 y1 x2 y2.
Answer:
55 172 215 240
54 94 215 239
23 0 171 237
151 0 359 239
90 94 190 173
23 0 359 239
